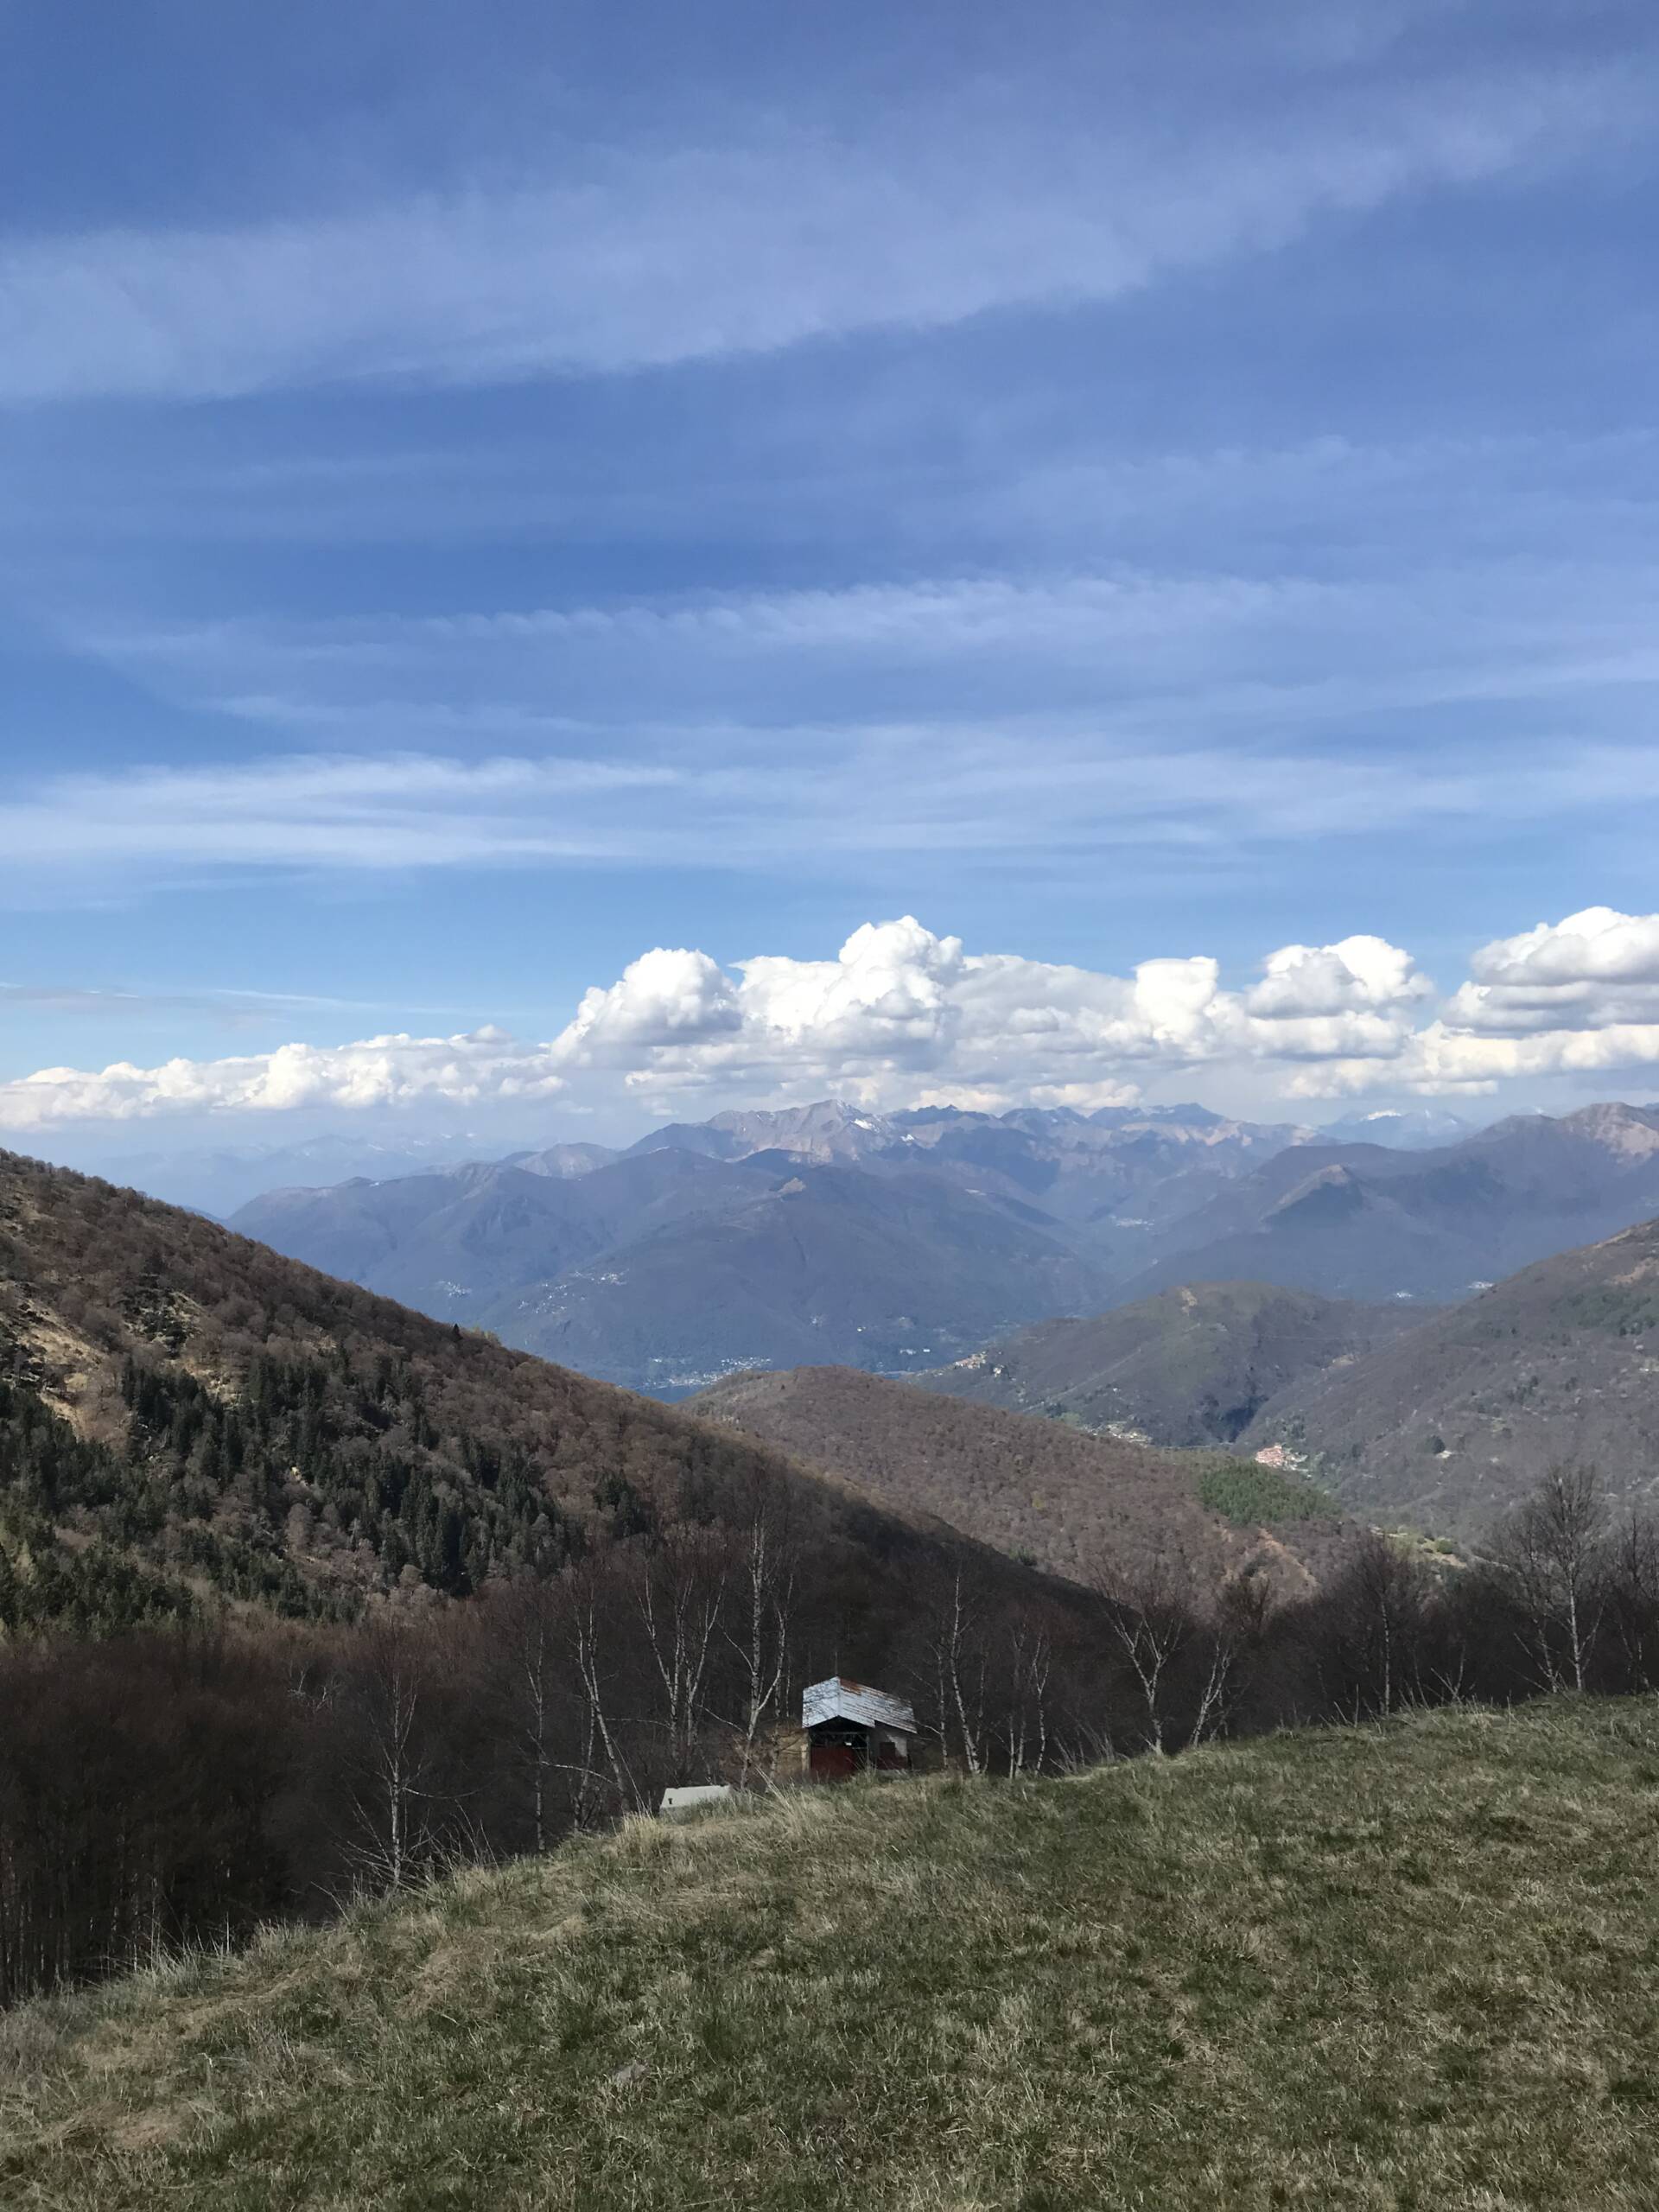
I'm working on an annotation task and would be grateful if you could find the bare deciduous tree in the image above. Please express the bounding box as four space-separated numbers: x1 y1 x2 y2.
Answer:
1004 1611 1053 1776
1605 1508 1659 1693
1495 1465 1609 1693
637 1528 728 1781
341 1624 441 1892
486 1579 570 1851
1185 1634 1235 1750
1095 1561 1198 1756
1322 1535 1431 1720
725 1491 798 1786
918 1567 990 1774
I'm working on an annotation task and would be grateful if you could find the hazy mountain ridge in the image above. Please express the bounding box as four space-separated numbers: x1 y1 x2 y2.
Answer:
914 1281 1420 1447
53 1132 519 1219
1244 1210 1659 1538
1112 1103 1659 1307
476 1159 1110 1391
236 1140 1112 1393
227 1101 1316 1390
224 1098 1659 1395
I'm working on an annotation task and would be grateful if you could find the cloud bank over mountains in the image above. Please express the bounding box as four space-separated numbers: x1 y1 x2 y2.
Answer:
5 907 1657 1135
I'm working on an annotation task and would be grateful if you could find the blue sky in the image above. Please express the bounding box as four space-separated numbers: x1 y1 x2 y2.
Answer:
6 0 1659 1159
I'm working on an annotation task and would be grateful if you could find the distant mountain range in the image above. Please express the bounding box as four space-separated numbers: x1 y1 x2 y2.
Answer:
224 1099 1659 1394
236 1139 1113 1391
1315 1107 1476 1150
67 1130 531 1218
0 1146 1097 1634
16 1123 1658 1573
0 1146 1371 1649
1113 1103 1659 1307
60 1098 1488 1224
229 1099 1325 1389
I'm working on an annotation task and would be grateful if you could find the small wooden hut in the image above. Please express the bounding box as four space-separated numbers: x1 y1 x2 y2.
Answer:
800 1676 918 1780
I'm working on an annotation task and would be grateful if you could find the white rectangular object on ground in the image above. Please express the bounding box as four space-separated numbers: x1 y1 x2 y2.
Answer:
658 1784 734 1817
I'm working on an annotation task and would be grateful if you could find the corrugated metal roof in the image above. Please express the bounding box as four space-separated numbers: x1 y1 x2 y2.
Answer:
802 1676 917 1733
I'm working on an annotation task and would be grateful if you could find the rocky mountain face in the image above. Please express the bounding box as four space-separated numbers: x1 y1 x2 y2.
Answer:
1243 1211 1659 1539
914 1282 1419 1447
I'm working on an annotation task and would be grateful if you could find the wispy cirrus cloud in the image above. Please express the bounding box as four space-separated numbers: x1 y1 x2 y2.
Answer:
0 56 1631 407
0 753 677 879
3 729 1656 904
0 980 378 1017
16 537 1657 902
79 552 1659 741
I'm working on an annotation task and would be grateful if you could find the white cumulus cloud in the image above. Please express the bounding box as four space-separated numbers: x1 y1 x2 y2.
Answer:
1283 907 1659 1095
558 948 742 1057
1472 906 1659 988
0 918 1435 1132
549 918 1431 1103
1439 906 1659 1037
0 1029 566 1132
12 910 1659 1131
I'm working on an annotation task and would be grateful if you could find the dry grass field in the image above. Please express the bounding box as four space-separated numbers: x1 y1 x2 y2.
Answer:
4 1696 1658 2210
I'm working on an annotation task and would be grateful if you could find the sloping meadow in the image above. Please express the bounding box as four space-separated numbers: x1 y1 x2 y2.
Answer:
4 1695 1658 2211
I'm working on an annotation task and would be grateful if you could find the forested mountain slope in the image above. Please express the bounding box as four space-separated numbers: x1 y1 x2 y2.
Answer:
690 1363 1354 1592
1246 1212 1659 1538
6 1698 1656 2212
0 1149 1067 1634
915 1281 1417 1446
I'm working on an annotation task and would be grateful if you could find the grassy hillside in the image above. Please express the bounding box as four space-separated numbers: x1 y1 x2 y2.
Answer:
4 1697 1657 2209
915 1280 1415 1446
1249 1214 1659 1537
691 1363 1355 1591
